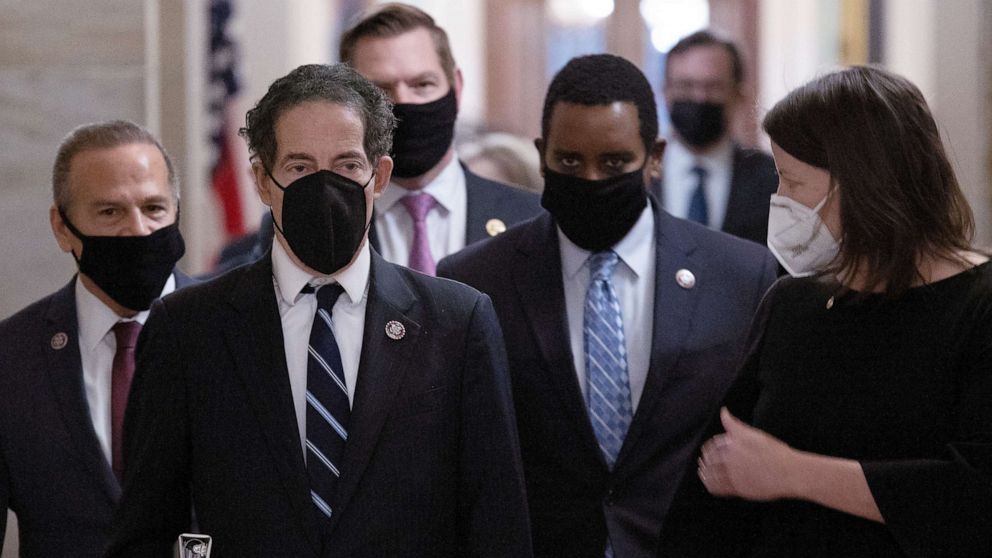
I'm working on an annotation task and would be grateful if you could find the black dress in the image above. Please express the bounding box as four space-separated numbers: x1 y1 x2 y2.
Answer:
658 262 992 557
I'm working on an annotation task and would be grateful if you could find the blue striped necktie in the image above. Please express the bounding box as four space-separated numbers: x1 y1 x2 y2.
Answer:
584 251 632 558
303 283 349 520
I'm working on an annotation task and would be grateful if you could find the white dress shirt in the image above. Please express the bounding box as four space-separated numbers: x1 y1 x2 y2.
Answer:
271 238 370 454
374 156 467 266
558 205 656 412
662 138 734 230
76 273 176 466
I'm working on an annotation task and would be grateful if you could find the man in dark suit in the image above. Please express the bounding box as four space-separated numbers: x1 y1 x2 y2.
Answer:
0 120 191 557
654 30 778 246
107 63 531 557
438 54 778 558
339 2 541 275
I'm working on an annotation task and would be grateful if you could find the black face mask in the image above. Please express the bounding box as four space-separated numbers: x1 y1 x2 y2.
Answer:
541 167 648 252
268 169 373 275
391 88 458 178
59 210 186 311
669 101 727 148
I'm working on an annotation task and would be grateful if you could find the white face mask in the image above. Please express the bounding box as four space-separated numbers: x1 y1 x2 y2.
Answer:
766 190 840 277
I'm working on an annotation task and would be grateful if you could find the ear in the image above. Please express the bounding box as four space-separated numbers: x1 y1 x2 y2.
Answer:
251 161 274 207
372 156 394 199
648 139 666 179
50 204 74 253
452 67 464 112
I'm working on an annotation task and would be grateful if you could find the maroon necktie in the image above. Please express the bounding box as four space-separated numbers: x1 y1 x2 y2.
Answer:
399 193 439 275
111 321 141 483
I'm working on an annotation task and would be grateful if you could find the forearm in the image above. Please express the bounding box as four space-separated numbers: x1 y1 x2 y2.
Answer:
789 450 884 523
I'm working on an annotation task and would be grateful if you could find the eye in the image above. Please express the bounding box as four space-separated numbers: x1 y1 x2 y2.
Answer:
97 207 118 217
144 204 168 215
559 157 579 168
604 158 626 170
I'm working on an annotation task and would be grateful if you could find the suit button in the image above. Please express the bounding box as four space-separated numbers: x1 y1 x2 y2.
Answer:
604 488 614 506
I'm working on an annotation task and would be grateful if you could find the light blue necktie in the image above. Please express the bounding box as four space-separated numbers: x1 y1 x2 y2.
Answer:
687 165 709 226
585 251 633 468
585 251 632 558
303 283 349 520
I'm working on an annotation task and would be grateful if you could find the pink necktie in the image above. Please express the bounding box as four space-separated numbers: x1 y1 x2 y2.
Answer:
400 193 439 275
111 321 141 483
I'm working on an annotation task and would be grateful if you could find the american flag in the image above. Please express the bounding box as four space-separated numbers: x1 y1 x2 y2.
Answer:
208 0 252 240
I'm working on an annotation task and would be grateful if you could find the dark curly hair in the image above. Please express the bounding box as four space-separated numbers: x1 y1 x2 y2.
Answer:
239 63 396 170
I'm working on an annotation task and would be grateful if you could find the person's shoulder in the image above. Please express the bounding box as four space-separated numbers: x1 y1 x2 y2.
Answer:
463 166 541 206
666 212 771 265
383 258 490 310
0 283 71 339
160 260 261 311
439 213 546 276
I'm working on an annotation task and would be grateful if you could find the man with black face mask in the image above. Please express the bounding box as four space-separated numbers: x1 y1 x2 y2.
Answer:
0 120 192 557
339 3 541 276
439 54 778 558
106 63 531 558
655 30 778 246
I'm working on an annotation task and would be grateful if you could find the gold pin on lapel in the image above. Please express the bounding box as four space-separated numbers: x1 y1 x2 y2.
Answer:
385 320 406 340
50 332 69 350
675 269 696 289
485 218 507 237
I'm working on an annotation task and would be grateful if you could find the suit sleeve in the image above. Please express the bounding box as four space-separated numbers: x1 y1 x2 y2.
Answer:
458 294 534 558
0 436 8 550
657 280 783 557
106 299 192 557
861 303 992 557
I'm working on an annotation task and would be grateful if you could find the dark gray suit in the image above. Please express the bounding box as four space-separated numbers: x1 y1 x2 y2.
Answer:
0 273 194 558
107 251 532 557
437 200 778 557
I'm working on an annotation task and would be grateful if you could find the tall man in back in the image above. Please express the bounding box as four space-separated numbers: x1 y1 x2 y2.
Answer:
0 120 190 557
107 63 531 557
439 55 778 557
654 30 778 245
340 2 541 275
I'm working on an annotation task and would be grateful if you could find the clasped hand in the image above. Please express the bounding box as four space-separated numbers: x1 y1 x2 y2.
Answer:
697 408 803 501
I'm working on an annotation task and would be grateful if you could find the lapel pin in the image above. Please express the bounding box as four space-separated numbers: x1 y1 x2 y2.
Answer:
485 218 507 237
385 320 406 340
675 269 696 290
50 332 69 350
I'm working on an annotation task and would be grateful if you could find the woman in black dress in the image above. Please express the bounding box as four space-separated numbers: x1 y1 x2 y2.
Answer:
658 66 992 557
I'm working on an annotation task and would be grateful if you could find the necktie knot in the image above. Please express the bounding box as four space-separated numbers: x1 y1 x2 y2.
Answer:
314 283 345 311
399 193 438 223
690 165 708 182
588 251 620 282
113 321 142 350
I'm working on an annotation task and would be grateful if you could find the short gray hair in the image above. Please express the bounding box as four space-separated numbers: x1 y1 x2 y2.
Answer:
52 120 179 210
239 63 396 170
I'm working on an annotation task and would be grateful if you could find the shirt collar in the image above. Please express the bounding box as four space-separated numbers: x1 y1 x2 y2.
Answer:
376 156 463 213
558 204 655 280
271 236 371 306
76 273 176 352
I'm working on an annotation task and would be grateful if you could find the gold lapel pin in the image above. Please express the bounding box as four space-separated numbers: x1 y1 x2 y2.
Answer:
485 218 507 237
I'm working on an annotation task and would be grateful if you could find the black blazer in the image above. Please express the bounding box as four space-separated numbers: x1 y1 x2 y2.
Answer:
0 272 195 558
437 201 778 558
106 251 532 557
652 146 778 246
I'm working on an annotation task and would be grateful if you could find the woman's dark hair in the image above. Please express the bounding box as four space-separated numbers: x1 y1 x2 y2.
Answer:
763 65 975 295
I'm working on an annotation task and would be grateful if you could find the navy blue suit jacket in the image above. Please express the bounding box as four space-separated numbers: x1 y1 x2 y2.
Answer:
437 201 778 558
106 251 532 558
0 272 195 558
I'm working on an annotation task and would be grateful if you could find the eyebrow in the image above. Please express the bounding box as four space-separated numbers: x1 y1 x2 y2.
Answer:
280 152 317 164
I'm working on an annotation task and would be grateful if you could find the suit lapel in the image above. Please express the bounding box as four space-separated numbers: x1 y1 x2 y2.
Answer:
616 201 703 469
223 255 322 553
44 278 121 503
513 214 606 469
323 252 421 539
464 166 498 244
